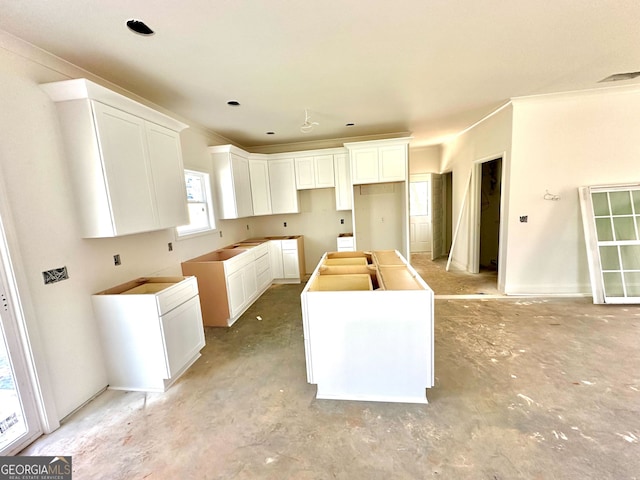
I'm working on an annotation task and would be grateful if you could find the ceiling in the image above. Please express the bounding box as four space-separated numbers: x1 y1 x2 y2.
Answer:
1 0 640 149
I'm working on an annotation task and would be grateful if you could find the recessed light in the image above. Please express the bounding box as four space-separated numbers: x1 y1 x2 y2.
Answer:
126 19 154 36
266 131 275 135
346 123 355 127
227 100 241 106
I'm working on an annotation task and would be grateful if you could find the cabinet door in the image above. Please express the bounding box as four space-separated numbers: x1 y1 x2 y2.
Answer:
160 296 205 378
269 159 300 214
314 155 335 188
227 269 246 317
231 153 254 218
145 122 189 229
334 153 352 211
379 145 406 182
243 262 258 303
351 147 379 184
92 101 157 235
269 240 284 278
282 249 300 279
248 158 272 215
295 157 316 190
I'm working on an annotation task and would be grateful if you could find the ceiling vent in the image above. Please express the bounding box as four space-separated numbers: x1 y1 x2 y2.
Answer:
598 71 640 83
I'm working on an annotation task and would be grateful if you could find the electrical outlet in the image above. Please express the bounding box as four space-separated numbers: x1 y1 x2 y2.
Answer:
519 215 528 223
246 224 249 230
42 267 69 285
168 242 173 252
284 222 287 227
340 219 344 225
113 254 121 266
219 231 223 237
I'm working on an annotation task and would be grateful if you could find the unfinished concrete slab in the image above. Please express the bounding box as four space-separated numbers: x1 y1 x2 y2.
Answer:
21 279 640 478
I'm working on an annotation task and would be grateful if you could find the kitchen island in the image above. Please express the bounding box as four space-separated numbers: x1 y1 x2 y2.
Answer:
301 250 434 404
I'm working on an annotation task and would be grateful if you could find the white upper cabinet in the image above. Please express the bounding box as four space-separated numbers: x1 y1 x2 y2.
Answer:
145 122 191 229
295 154 335 189
269 158 300 214
334 153 352 211
346 138 410 185
41 78 189 238
248 157 272 216
210 145 254 219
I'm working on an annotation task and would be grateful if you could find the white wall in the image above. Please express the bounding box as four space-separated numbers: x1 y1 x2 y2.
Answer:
353 182 405 254
0 32 252 420
441 105 513 274
410 145 441 174
505 86 640 294
250 189 353 273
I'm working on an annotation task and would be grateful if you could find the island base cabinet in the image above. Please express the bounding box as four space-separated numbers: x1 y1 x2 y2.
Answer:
301 250 433 404
302 291 432 404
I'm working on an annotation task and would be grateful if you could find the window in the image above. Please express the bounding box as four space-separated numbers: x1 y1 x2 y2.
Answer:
176 169 216 237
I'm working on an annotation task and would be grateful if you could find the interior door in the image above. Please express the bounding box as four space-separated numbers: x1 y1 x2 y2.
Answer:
409 175 431 253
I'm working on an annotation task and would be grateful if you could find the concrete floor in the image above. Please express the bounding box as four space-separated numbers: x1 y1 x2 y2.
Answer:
22 256 640 479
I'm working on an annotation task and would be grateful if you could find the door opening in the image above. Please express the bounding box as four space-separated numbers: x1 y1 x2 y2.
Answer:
478 158 502 274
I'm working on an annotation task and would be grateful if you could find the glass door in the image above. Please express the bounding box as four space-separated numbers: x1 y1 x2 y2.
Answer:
0 233 42 454
579 184 640 304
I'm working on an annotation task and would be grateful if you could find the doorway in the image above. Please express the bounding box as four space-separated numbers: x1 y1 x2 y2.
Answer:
475 158 502 278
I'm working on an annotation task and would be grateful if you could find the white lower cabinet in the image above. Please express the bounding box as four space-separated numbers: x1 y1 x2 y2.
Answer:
181 242 272 327
337 235 355 251
269 237 305 283
92 276 205 392
301 251 434 404
282 245 300 279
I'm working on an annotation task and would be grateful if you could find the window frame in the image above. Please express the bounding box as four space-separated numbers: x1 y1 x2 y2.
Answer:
175 168 216 238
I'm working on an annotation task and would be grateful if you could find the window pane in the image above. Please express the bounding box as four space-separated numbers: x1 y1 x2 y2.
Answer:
595 218 613 241
609 191 633 215
599 246 620 271
620 245 640 270
177 169 215 236
185 172 205 203
624 272 640 297
633 190 640 213
603 272 625 297
186 203 209 229
592 192 610 216
613 217 636 241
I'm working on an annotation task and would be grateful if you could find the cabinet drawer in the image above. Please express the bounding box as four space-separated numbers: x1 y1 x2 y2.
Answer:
281 239 298 250
224 250 254 275
255 252 270 274
156 276 199 315
337 236 354 251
